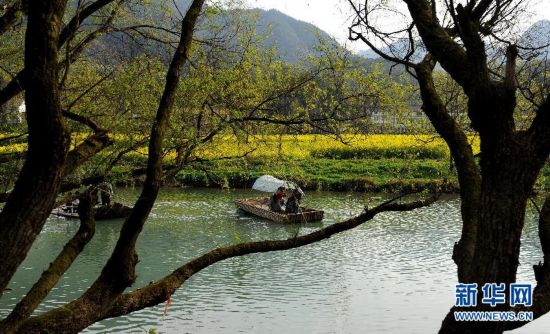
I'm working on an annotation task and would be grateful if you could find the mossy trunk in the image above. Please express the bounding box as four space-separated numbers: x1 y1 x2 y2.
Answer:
0 0 70 295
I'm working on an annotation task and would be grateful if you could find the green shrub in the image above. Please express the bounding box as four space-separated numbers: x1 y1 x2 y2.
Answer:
310 147 448 160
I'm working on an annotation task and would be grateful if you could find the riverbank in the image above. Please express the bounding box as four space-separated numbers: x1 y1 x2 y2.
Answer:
114 134 547 193
2 134 549 193
172 158 461 192
99 134 458 193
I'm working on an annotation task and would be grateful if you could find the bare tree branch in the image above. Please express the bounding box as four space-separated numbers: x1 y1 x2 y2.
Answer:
404 0 470 81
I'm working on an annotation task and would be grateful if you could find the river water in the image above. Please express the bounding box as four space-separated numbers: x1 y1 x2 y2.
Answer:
1 188 548 333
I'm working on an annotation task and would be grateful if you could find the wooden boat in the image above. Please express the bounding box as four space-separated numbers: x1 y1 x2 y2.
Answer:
51 202 132 220
235 197 324 223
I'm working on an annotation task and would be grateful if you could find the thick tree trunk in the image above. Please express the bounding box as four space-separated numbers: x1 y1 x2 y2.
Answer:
11 1 207 332
439 133 546 334
359 1 550 332
0 0 70 295
473 154 537 282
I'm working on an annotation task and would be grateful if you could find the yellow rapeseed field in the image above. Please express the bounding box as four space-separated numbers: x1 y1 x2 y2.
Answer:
1 134 480 160
193 134 480 160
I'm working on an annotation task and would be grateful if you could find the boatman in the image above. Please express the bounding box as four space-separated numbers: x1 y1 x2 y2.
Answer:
98 182 114 206
285 187 303 214
270 186 286 212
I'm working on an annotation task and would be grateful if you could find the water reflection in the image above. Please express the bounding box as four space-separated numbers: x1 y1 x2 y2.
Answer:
0 188 548 333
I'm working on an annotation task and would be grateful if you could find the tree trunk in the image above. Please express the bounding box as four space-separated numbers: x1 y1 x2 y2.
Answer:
11 1 207 332
359 1 550 332
439 133 546 334
0 0 70 295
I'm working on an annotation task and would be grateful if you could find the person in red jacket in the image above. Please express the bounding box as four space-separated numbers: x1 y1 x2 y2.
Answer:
269 186 286 212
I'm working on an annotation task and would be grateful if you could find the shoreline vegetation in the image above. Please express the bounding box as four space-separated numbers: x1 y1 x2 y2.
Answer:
175 134 461 192
85 134 547 193
1 134 548 193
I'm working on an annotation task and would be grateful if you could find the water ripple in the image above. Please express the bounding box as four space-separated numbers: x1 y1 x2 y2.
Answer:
1 189 548 333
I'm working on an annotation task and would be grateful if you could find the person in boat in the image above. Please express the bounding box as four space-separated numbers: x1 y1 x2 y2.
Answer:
270 186 286 212
285 187 303 214
98 182 114 206
62 192 80 213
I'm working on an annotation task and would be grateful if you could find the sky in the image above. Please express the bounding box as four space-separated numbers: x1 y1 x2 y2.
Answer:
245 0 550 52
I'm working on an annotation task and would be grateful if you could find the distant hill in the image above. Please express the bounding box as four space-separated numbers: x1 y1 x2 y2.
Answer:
169 1 336 63
252 9 335 63
519 20 550 56
75 0 339 64
357 49 378 59
358 20 550 60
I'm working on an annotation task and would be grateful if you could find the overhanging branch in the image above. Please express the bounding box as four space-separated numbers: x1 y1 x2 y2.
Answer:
106 194 438 318
22 193 438 332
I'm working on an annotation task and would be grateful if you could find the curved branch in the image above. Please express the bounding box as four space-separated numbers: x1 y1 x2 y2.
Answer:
58 0 116 47
348 27 417 68
346 1 418 68
107 194 439 318
59 0 127 77
62 110 101 132
403 0 470 86
415 54 481 281
0 190 97 333
20 194 438 332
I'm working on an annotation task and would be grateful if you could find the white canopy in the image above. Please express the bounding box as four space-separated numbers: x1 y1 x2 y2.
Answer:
252 175 297 193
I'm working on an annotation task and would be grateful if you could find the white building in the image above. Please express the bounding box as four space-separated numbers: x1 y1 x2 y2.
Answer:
16 101 25 123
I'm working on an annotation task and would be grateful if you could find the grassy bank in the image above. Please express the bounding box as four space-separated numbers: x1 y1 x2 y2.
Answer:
174 157 460 192
104 134 462 192
169 135 550 192
2 134 548 193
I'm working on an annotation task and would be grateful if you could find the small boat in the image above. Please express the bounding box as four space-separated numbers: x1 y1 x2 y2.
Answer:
235 197 324 223
51 202 133 220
